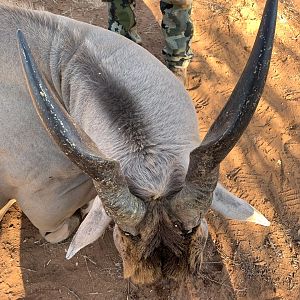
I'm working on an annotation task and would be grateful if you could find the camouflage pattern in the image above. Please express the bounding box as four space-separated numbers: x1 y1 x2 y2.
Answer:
107 0 194 68
160 1 193 68
107 0 142 44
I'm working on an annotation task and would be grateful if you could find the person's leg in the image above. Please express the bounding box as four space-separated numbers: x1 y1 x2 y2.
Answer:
107 0 142 44
160 0 194 83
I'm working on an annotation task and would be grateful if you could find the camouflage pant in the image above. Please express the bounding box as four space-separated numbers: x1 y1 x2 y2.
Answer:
107 0 139 41
107 0 193 68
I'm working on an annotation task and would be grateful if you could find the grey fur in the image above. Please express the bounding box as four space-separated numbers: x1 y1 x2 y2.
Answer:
0 4 199 234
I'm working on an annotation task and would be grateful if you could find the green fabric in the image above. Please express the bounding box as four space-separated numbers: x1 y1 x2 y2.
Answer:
108 0 136 35
160 1 193 68
107 0 194 67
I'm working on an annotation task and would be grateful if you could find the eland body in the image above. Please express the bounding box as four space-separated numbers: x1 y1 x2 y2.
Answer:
0 1 277 284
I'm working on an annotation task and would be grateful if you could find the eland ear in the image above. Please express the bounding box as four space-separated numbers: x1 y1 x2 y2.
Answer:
211 183 270 226
0 199 16 222
66 196 112 259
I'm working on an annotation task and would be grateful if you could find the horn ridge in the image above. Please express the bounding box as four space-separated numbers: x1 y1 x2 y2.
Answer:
191 0 278 170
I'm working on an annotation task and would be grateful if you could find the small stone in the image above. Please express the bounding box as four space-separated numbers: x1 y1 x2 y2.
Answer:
255 261 267 266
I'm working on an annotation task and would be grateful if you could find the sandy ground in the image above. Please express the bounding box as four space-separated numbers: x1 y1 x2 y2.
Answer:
0 0 299 299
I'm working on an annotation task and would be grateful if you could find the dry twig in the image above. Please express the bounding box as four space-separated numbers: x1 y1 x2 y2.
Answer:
62 285 81 300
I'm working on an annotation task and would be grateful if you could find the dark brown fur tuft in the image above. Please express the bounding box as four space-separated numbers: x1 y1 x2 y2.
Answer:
114 201 208 284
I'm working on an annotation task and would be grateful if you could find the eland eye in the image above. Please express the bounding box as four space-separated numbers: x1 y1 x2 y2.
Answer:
123 231 141 242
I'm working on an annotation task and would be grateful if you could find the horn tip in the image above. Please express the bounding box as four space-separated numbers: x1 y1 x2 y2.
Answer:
246 209 271 227
66 248 76 260
16 29 25 43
